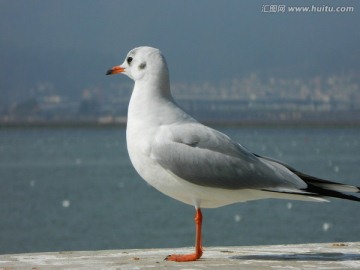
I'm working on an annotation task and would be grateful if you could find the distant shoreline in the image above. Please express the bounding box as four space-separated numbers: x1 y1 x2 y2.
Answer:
1 119 360 129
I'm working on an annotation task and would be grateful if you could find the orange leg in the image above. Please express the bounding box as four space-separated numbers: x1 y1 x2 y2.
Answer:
165 208 203 262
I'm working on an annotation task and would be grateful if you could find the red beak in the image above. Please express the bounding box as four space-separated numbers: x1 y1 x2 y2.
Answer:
106 65 125 75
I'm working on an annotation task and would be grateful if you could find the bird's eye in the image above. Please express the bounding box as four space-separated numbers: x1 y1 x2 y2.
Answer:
127 57 133 64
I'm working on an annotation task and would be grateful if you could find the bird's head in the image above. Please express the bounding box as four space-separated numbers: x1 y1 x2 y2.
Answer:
106 46 169 83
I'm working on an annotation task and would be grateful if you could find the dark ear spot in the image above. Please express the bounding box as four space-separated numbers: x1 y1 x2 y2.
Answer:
139 62 146 70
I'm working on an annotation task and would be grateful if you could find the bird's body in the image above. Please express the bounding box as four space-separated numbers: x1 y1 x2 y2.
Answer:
126 86 318 208
107 46 360 262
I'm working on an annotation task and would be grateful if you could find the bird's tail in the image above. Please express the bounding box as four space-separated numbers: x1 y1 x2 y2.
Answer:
294 171 360 202
255 154 360 202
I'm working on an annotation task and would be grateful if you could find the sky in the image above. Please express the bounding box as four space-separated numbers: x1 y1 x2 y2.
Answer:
0 0 359 105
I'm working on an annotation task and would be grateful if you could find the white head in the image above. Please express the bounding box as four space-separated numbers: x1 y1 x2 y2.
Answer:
106 46 169 84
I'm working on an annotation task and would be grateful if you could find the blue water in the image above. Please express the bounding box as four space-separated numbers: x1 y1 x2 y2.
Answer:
0 126 359 255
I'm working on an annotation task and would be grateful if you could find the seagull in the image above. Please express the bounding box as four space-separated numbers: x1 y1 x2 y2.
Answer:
106 46 360 262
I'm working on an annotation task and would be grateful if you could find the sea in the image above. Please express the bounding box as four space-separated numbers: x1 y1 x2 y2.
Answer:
0 125 359 255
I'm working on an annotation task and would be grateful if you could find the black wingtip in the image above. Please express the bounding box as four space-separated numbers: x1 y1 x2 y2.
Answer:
255 153 360 202
305 183 360 202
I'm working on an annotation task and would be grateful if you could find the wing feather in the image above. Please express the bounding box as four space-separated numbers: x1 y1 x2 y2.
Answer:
151 123 306 190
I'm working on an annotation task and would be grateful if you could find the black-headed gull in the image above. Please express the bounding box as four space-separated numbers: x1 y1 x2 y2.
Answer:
107 46 360 262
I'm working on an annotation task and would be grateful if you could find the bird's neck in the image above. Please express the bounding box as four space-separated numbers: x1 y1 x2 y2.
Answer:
128 76 175 122
135 73 172 100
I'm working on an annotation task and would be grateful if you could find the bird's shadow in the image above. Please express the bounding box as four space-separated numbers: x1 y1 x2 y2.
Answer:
231 252 360 261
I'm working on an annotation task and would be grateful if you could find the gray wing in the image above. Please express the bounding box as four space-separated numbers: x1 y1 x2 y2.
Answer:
151 123 307 190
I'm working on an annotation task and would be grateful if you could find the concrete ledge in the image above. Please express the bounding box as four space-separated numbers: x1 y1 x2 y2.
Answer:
0 242 359 269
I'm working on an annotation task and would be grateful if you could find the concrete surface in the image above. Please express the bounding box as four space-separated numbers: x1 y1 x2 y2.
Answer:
0 242 359 270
